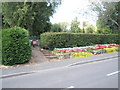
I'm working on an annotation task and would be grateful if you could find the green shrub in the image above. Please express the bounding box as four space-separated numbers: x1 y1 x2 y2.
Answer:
0 30 2 65
40 32 119 50
84 25 95 34
2 27 31 65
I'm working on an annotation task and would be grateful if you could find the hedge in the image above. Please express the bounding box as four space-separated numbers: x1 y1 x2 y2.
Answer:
2 27 31 65
40 32 119 50
0 30 2 65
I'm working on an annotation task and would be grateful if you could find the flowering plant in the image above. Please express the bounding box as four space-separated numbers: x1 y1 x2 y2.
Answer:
52 44 120 59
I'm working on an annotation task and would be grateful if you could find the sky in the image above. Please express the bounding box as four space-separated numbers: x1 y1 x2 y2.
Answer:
50 0 98 27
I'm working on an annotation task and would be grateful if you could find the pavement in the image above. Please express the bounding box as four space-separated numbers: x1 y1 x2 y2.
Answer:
2 56 119 88
30 47 48 63
1 52 119 77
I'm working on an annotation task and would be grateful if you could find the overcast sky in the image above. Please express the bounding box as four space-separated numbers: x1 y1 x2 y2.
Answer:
50 0 98 27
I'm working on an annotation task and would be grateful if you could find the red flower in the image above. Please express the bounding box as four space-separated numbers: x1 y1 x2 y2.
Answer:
108 45 112 48
72 49 77 52
59 49 67 52
96 45 107 49
82 49 85 51
76 49 83 52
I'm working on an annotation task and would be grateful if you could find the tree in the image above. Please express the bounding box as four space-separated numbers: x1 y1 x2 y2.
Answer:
2 2 34 29
51 22 69 32
96 27 112 34
58 22 69 32
2 2 60 37
90 1 120 34
82 21 89 33
50 23 62 32
70 17 81 33
84 25 95 34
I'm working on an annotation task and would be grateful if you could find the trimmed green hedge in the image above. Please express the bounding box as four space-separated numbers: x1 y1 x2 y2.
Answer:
0 30 2 65
2 27 31 65
40 32 119 50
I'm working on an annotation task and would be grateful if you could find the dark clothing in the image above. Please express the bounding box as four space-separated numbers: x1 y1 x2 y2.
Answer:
31 41 37 47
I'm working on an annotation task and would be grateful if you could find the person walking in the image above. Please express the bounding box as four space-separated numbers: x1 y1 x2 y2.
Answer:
31 40 37 47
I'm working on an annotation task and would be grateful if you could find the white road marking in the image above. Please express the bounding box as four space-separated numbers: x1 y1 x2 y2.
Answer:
107 71 120 76
67 86 75 88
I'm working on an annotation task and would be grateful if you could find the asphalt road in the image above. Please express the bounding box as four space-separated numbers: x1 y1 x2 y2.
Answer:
2 52 118 76
2 57 118 88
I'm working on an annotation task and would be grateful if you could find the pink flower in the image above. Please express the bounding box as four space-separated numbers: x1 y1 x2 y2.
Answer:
76 49 83 52
96 45 100 47
113 44 120 47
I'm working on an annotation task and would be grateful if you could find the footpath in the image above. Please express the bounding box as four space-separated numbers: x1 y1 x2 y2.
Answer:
30 47 48 63
1 52 119 78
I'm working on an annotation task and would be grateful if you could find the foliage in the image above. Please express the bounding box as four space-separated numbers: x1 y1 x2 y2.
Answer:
91 1 120 34
40 32 119 50
103 47 119 53
0 30 1 64
72 52 93 58
70 17 82 33
51 22 69 32
82 21 90 33
86 48 93 53
2 27 31 65
53 44 119 59
58 22 69 32
96 27 112 34
2 2 60 38
50 23 62 32
84 25 95 33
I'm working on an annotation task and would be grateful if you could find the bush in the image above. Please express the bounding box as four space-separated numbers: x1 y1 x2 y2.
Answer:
84 25 95 34
96 28 112 34
2 27 31 65
0 30 2 64
40 32 119 50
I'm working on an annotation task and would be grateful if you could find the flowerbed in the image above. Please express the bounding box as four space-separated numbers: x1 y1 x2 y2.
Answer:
52 44 120 59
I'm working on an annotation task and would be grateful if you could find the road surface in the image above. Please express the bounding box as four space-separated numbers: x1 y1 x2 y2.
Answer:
2 56 118 88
